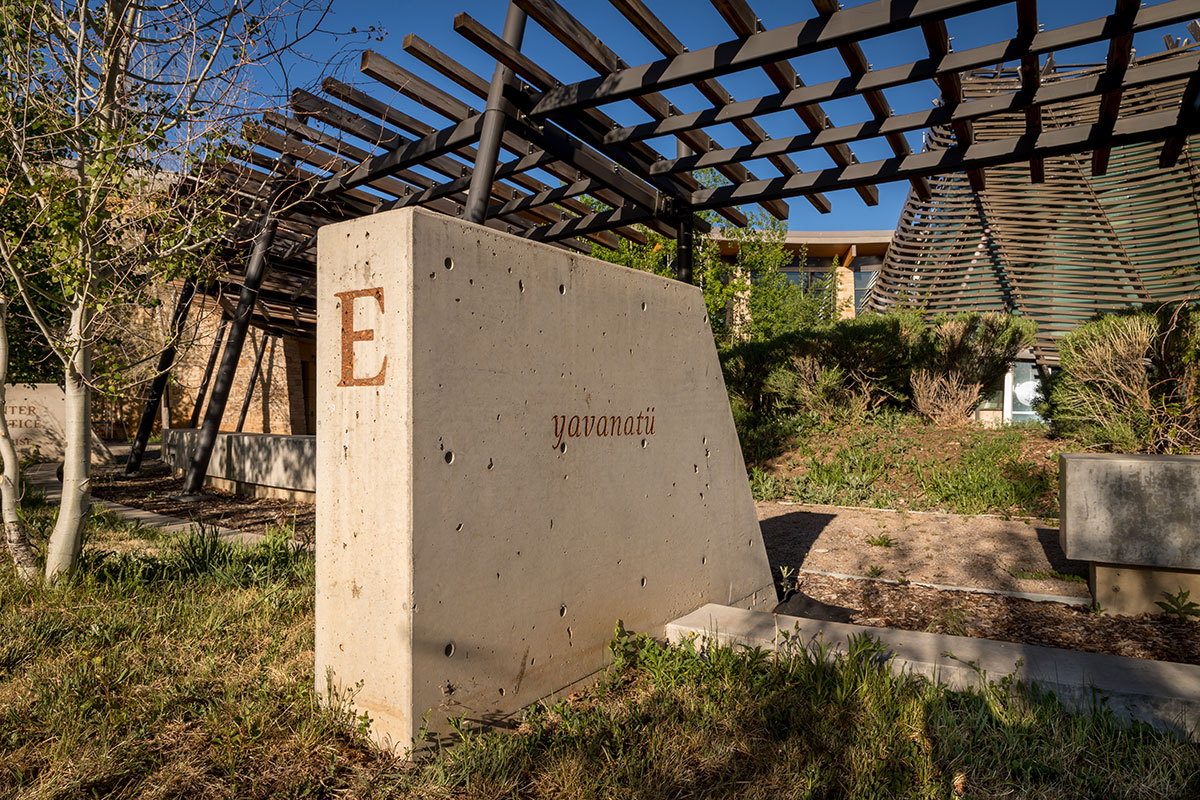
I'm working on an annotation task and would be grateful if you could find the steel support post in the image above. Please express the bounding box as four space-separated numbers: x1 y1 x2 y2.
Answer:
676 211 695 285
188 314 228 428
125 278 196 474
235 333 270 433
183 156 294 494
464 1 527 224
674 139 696 285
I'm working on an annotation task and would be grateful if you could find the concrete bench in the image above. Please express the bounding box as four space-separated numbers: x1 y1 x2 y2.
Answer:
1060 453 1200 615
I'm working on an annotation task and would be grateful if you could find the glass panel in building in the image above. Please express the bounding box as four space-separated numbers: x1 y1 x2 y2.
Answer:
1011 362 1042 423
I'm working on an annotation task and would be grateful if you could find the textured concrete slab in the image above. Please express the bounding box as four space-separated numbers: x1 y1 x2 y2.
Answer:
4 384 113 464
1060 453 1200 570
316 208 773 752
163 429 314 494
670 603 1200 739
1091 562 1200 617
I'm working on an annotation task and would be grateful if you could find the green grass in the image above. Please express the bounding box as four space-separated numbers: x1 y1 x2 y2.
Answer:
1005 565 1087 584
2 508 1197 798
915 429 1055 518
748 414 1061 518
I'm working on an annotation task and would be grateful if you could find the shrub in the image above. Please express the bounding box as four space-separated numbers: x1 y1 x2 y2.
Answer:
746 310 925 421
911 312 1036 422
720 333 801 416
911 369 982 425
763 356 873 423
816 310 927 405
918 312 1036 389
1042 304 1200 452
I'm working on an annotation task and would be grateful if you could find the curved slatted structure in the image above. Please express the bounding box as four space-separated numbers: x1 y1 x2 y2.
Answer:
874 45 1200 364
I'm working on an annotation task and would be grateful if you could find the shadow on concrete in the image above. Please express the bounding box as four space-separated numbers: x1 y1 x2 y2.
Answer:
773 591 857 622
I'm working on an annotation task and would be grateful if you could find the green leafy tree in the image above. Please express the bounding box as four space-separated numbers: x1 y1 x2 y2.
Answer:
0 0 328 580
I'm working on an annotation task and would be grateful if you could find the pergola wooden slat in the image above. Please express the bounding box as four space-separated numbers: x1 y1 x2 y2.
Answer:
122 0 1200 486
874 48 1200 365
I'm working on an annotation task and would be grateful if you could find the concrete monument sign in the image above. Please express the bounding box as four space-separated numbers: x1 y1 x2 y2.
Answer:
1060 453 1200 615
3 383 112 464
316 208 773 750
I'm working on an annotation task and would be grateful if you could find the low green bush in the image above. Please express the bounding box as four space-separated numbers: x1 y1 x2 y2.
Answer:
1041 303 1200 453
724 310 1034 455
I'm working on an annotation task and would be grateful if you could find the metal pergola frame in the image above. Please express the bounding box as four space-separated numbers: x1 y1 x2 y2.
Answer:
118 0 1200 487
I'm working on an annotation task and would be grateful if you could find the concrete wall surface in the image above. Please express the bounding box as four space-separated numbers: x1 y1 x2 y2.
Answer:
316 207 774 752
164 428 314 492
4 383 112 464
1060 453 1200 570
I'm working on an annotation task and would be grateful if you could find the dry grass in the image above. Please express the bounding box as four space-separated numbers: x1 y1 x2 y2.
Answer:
911 369 983 426
2 508 1197 799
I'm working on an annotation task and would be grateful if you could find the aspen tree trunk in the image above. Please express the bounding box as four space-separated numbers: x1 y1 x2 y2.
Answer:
0 294 39 579
43 297 92 580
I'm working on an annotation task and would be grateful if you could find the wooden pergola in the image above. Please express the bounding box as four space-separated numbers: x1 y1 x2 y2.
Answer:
120 0 1200 485
873 43 1200 364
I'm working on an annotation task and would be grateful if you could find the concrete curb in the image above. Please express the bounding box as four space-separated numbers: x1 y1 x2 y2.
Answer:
25 463 268 547
794 567 1091 606
668 603 1200 740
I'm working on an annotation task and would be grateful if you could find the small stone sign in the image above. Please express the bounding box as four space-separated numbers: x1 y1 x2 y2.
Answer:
3 384 113 464
316 208 774 751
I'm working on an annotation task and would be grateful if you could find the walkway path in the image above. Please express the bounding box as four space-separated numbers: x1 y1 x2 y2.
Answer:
26 461 266 547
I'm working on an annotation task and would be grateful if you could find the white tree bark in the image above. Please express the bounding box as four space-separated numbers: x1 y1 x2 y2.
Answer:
0 294 40 579
44 297 92 581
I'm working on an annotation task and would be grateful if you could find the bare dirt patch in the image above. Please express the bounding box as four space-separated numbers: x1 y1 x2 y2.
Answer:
759 502 1200 665
781 573 1200 666
758 501 1088 597
90 461 314 537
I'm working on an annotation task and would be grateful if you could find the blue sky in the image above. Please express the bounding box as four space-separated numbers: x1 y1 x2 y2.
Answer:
278 1 1195 233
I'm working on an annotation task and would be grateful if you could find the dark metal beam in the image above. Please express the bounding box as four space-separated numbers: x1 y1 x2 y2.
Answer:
311 114 485 197
524 204 658 243
1092 0 1141 176
676 212 695 285
811 0 930 201
1161 63 1200 168
453 11 751 227
505 115 664 218
526 0 1010 116
515 0 790 220
126 278 196 474
608 0 832 214
275 100 622 248
921 19 985 191
466 2 527 224
650 55 1200 175
184 156 295 494
359 49 684 236
710 0 879 207
1016 0 1045 182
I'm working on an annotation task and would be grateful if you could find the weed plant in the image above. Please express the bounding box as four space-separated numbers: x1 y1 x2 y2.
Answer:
408 631 1199 799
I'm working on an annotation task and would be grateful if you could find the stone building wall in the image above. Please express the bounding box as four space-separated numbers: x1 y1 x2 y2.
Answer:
166 296 314 435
